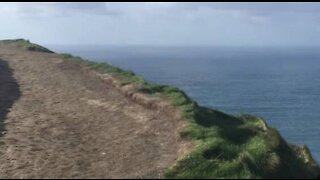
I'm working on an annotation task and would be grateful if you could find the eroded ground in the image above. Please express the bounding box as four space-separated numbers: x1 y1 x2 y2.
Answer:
0 46 183 178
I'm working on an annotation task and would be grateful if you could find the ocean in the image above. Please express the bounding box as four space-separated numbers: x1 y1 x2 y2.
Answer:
48 45 320 162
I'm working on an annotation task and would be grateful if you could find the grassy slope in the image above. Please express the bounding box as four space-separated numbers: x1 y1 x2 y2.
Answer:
0 39 53 53
2 39 319 179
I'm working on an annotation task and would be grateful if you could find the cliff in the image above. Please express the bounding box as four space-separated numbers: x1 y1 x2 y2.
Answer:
0 39 319 179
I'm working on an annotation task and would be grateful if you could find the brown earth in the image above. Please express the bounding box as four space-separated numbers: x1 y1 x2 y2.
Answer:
0 45 187 178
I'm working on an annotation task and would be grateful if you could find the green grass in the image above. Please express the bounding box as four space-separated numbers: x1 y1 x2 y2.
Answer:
59 53 145 85
0 39 53 53
4 40 319 178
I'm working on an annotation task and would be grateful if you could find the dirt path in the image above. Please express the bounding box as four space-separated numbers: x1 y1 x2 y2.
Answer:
0 46 183 178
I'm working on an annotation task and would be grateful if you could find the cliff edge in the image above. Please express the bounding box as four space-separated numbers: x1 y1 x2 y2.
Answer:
0 39 319 179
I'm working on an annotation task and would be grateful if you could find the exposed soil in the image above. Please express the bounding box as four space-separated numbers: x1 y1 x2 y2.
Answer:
0 46 186 178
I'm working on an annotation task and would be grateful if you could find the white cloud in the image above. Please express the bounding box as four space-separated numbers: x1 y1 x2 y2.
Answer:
1 2 320 46
0 2 119 17
2 2 320 16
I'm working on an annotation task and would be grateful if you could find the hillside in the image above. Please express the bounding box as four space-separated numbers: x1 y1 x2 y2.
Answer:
0 39 319 179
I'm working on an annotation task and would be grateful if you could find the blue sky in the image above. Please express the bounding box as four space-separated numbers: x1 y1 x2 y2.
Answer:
1 2 320 46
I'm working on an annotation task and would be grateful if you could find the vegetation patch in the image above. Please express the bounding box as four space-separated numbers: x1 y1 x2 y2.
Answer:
0 39 53 53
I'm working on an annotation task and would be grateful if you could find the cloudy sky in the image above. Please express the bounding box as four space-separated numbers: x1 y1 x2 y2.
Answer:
1 2 320 46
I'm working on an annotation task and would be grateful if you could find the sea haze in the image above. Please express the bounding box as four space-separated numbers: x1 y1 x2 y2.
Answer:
48 44 320 162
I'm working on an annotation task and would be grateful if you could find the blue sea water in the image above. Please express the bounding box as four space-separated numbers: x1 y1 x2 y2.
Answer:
48 45 320 162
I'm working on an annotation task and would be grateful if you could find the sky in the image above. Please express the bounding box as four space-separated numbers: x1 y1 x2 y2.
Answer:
1 2 320 46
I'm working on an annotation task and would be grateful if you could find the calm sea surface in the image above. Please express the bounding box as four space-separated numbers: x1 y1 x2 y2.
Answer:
48 45 320 162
